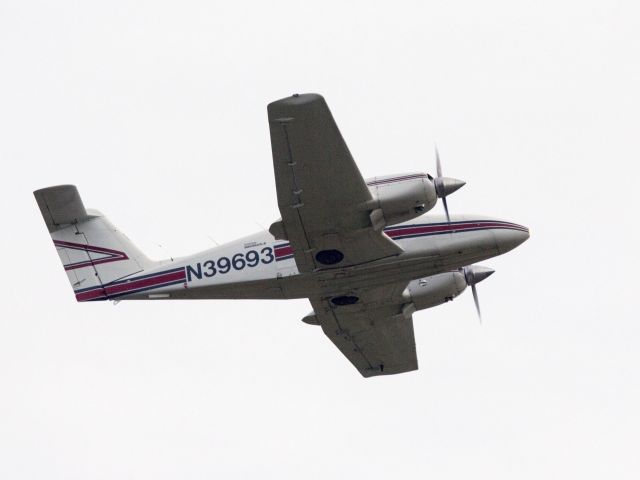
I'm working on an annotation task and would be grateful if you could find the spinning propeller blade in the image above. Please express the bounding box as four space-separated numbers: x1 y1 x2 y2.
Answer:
463 265 495 324
441 196 450 222
471 284 482 323
433 146 465 222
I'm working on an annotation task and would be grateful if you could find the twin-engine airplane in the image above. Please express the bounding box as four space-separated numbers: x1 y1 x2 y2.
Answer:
35 93 529 377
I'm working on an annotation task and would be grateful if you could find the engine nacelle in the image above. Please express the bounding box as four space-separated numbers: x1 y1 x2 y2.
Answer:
366 173 437 229
402 271 467 312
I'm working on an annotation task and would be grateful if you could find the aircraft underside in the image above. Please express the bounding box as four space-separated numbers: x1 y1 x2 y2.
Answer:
34 93 529 377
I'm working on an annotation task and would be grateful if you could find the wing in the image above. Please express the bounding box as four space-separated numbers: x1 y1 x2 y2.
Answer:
309 283 418 377
268 93 402 272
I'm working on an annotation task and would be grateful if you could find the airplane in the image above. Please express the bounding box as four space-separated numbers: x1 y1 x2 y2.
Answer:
34 93 529 377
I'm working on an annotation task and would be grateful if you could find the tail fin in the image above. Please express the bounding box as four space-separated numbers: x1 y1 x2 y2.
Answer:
34 185 156 301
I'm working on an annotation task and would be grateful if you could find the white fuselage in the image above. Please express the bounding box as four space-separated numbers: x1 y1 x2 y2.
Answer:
72 214 528 303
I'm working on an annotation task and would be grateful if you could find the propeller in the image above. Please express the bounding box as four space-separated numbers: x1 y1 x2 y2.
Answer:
434 146 466 222
462 265 495 323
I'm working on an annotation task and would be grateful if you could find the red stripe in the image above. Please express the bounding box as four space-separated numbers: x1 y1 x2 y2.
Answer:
75 270 186 301
270 222 526 258
386 222 527 238
64 256 126 271
54 240 129 270
54 240 128 257
275 245 293 258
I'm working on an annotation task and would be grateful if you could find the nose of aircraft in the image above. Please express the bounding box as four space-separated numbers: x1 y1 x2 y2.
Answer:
494 223 530 254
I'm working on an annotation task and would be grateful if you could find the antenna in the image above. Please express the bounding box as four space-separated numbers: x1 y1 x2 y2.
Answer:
156 243 174 262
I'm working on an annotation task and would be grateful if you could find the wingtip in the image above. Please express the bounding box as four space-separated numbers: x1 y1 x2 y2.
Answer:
268 93 325 110
33 184 78 197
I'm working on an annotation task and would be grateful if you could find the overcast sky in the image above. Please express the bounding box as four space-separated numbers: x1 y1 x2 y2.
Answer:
1 1 639 478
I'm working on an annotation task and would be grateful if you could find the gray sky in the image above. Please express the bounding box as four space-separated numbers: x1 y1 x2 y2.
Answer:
1 1 639 478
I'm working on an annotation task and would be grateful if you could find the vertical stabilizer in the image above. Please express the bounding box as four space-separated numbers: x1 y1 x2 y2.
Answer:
34 185 156 301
